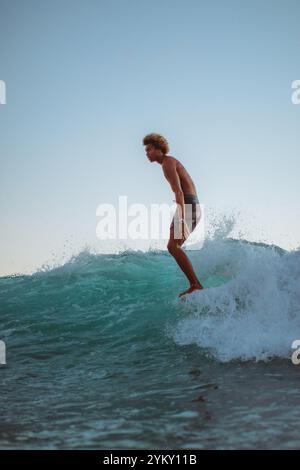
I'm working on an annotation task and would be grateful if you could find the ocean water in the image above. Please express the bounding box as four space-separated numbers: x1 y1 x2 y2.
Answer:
1 231 300 449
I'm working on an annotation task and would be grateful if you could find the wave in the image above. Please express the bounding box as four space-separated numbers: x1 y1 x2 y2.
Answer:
1 216 299 364
171 238 300 362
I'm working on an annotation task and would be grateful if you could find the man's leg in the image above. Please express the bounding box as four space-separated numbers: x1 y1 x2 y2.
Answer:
167 224 203 297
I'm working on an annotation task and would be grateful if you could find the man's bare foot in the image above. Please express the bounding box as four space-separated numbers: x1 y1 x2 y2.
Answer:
179 283 204 298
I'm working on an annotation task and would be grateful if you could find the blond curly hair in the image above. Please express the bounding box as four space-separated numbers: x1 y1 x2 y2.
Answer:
142 133 169 155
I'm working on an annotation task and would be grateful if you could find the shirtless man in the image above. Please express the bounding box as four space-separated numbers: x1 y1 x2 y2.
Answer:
143 133 204 297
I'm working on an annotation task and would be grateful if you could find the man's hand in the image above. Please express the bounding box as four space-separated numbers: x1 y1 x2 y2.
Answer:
180 218 190 241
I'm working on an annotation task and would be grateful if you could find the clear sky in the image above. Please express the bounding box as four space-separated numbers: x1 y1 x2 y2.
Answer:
0 0 299 276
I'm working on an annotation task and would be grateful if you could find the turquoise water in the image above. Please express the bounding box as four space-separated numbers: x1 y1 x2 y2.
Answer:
1 237 300 449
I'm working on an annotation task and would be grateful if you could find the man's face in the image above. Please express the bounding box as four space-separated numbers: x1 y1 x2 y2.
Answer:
145 144 157 162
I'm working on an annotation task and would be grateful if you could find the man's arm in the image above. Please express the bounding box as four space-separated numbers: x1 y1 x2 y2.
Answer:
162 160 185 220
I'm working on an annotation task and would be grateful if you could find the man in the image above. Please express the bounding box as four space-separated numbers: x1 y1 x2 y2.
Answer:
143 133 204 297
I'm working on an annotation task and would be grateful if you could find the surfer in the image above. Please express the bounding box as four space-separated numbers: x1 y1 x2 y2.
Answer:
143 133 204 297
